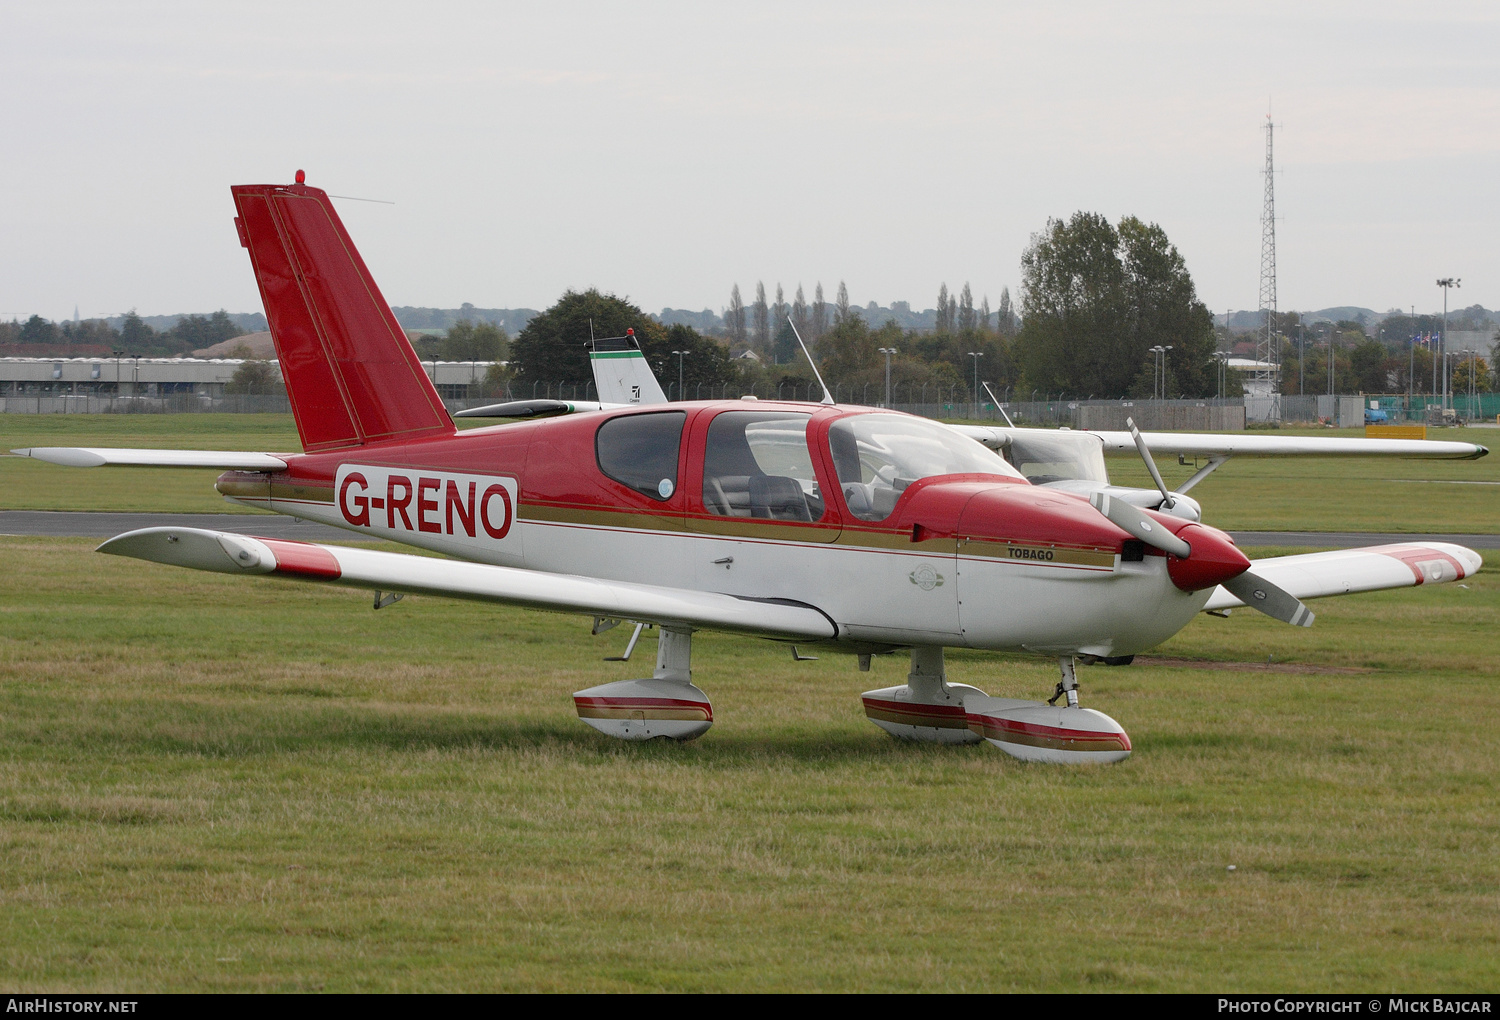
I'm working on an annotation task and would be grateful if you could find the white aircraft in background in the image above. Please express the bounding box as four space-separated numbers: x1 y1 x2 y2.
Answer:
459 328 1487 527
14 175 1486 764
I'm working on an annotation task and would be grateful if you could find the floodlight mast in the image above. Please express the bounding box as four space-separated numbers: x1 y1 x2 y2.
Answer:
877 347 897 408
1437 278 1460 411
670 350 688 401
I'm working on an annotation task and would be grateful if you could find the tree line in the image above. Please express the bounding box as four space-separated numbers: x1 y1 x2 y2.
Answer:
501 212 1238 401
0 310 246 357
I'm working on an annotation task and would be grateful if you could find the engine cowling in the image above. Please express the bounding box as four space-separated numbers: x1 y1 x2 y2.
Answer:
1164 523 1252 593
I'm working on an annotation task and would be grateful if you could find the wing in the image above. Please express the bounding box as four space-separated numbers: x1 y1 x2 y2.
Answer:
14 448 287 470
1087 431 1488 460
950 426 1487 460
97 527 837 641
1203 542 1482 611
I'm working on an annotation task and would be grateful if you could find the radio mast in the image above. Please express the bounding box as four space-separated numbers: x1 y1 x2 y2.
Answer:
1257 113 1280 412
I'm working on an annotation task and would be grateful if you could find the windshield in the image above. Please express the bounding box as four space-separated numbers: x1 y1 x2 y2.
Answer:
1003 431 1109 485
827 413 1024 522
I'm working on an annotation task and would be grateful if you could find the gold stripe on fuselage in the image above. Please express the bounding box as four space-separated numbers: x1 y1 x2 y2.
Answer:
229 495 1116 570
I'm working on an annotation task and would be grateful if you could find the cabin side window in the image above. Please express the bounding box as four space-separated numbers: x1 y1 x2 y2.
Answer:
700 411 825 522
595 411 687 500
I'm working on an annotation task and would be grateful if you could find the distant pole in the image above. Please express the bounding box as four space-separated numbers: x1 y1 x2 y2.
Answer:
1436 278 1460 411
671 350 688 402
1258 114 1281 413
1327 330 1334 397
1409 304 1416 418
878 347 897 407
1298 323 1304 396
967 352 983 419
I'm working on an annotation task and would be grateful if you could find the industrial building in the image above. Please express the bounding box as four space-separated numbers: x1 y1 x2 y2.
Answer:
0 357 505 412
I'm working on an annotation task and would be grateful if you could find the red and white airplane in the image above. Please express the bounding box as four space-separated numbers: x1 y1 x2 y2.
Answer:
15 176 1486 763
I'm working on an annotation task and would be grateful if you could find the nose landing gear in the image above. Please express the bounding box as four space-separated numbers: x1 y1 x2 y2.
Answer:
966 656 1132 764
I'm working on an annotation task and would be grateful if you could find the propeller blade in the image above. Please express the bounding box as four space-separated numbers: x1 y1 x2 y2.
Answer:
1089 491 1191 559
1126 417 1175 509
1221 570 1315 627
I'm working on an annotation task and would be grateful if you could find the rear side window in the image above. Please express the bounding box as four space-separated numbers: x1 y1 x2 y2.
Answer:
596 411 686 500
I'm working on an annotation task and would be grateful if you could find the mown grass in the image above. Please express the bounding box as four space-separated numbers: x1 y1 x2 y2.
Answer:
1 536 1497 992
1 414 1496 991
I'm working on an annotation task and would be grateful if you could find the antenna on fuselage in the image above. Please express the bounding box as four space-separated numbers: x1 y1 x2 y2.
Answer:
982 381 1016 427
787 316 834 406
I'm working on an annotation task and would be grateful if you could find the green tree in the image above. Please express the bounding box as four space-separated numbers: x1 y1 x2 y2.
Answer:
440 319 508 362
653 323 734 397
119 311 156 353
510 289 664 385
772 321 798 365
167 310 244 352
18 315 60 345
727 284 746 344
818 316 878 381
1014 212 1216 397
1350 339 1391 392
60 319 122 346
752 282 769 348
224 344 284 395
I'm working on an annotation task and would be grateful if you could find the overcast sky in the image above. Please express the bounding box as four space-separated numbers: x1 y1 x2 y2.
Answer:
2 1 1497 324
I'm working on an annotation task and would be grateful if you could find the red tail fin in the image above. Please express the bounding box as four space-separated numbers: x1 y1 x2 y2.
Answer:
231 181 454 452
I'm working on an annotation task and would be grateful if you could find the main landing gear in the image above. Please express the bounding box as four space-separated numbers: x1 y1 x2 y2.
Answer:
863 648 1132 764
570 630 1130 763
572 627 713 741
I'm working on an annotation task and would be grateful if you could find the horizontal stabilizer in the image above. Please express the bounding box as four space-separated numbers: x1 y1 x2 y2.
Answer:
453 399 615 419
1203 542 1481 611
98 527 837 641
13 447 287 471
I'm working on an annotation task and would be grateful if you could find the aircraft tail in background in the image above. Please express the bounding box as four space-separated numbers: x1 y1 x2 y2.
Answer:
589 332 668 405
231 176 454 453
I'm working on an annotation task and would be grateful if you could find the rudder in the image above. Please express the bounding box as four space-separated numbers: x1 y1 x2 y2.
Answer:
232 179 454 452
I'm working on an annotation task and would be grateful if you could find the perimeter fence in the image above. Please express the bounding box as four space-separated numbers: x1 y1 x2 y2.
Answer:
5 384 1497 429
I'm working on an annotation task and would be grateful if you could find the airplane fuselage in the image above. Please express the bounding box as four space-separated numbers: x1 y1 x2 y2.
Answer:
218 401 1231 658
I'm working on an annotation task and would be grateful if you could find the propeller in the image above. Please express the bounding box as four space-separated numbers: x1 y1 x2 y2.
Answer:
1126 416 1175 510
1221 571 1315 627
1089 421 1316 628
1089 490 1191 558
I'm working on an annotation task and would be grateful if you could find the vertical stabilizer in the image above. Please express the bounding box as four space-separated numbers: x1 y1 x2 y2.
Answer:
231 180 454 452
589 333 668 405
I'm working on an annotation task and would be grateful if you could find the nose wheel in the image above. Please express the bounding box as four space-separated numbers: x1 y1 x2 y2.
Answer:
966 655 1133 763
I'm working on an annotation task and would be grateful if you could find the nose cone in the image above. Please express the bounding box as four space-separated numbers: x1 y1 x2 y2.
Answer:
1165 524 1251 592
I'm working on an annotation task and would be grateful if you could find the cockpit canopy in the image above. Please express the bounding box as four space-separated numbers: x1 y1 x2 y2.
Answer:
829 413 1025 522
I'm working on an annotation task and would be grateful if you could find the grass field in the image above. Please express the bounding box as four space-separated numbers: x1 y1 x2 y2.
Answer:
1 414 1497 991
